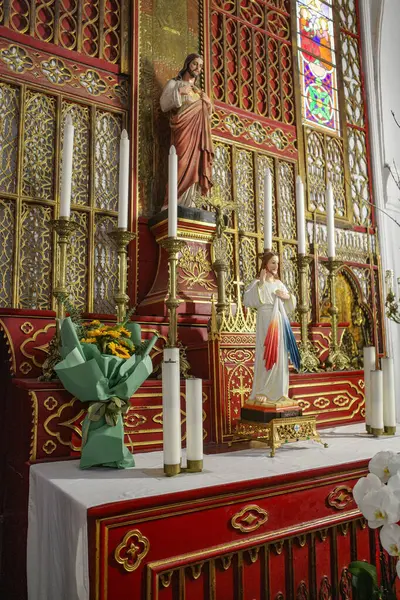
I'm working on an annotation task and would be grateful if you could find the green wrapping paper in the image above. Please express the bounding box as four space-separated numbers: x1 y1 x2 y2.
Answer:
54 317 157 469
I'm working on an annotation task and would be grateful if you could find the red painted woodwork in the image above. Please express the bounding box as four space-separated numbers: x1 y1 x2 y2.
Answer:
87 460 377 600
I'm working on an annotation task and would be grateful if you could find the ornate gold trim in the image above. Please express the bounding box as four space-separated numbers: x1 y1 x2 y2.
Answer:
231 505 269 533
114 529 150 573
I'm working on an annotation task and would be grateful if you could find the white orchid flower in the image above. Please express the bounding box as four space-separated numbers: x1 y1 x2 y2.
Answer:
380 524 400 556
353 473 383 507
388 454 400 478
388 473 400 500
369 451 398 482
359 486 400 529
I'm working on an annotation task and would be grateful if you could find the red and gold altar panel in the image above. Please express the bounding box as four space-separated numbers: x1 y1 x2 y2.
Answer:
89 460 375 600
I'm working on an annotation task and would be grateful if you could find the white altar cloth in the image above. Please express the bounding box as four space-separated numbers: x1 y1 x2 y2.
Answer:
27 423 400 600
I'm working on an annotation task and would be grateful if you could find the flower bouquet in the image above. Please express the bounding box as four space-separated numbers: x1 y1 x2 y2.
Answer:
54 317 157 469
350 450 400 599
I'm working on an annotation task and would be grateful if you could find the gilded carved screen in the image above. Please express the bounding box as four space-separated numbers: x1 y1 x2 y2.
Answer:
0 1 129 313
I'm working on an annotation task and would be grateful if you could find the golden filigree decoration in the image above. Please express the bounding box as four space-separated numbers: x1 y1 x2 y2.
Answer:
41 57 72 85
44 396 58 411
178 246 216 291
125 412 147 429
247 547 260 564
327 486 353 511
0 44 34 73
42 440 57 455
114 529 150 573
273 541 284 555
44 398 85 451
20 323 56 368
333 395 350 408
231 505 268 533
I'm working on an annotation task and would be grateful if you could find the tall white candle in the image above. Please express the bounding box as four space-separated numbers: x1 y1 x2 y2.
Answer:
370 369 384 435
118 129 130 229
162 347 181 472
263 168 272 251
363 346 375 429
326 181 335 259
185 378 203 468
168 146 178 238
296 175 306 254
381 357 396 431
60 114 74 218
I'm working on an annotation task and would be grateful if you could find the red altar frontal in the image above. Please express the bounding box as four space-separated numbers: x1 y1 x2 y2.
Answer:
89 460 375 600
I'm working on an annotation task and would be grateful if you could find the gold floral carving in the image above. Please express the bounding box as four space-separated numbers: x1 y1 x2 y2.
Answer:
42 440 57 455
247 547 260 563
178 246 216 291
114 529 150 573
231 505 269 533
20 323 56 368
273 541 284 555
20 321 34 334
327 485 353 511
44 396 58 411
333 395 350 407
313 397 330 409
124 412 147 428
20 361 32 375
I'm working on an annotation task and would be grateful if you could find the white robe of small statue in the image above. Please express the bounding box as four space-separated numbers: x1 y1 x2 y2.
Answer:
244 252 297 406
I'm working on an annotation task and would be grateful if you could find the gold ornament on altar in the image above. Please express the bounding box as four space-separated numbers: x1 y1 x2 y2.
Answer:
385 269 400 324
324 259 351 370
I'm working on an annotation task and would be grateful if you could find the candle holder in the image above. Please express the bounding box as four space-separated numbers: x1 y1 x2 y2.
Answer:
41 216 77 381
160 237 186 347
385 270 400 324
325 258 351 370
212 235 229 326
297 254 320 372
108 228 136 323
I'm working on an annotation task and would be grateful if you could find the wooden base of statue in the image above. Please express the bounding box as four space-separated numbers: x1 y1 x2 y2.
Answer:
241 404 303 423
137 206 217 316
229 415 328 457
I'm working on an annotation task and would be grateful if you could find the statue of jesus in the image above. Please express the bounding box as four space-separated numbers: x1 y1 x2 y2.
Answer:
160 53 214 207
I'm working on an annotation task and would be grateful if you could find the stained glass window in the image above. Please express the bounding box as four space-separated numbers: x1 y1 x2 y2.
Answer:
296 0 340 134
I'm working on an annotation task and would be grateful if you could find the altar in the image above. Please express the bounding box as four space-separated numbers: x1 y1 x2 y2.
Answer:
27 423 399 600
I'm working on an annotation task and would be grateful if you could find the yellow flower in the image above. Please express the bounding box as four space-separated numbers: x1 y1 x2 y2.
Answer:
81 337 97 344
87 329 103 337
114 345 130 359
118 327 131 337
119 338 135 352
107 330 121 339
107 341 130 359
89 320 101 326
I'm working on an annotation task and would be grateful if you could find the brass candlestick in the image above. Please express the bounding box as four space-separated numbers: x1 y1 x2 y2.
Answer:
108 228 136 323
325 258 350 370
53 217 78 320
297 254 320 372
212 235 229 325
160 237 186 347
41 217 77 381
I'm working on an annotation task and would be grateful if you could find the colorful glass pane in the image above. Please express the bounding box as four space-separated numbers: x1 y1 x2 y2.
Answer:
297 0 340 133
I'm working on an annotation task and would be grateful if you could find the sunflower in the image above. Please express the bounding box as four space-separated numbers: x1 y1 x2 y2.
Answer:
118 326 131 337
81 337 97 344
89 320 101 326
107 330 122 339
108 341 130 359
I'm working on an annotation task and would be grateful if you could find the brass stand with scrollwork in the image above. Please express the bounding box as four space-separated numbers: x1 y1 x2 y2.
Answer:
297 254 320 372
325 258 351 370
229 415 328 457
108 228 136 323
41 217 78 381
160 237 186 347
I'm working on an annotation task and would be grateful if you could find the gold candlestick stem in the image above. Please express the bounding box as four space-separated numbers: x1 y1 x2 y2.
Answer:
297 254 319 372
52 217 78 320
212 234 229 325
108 229 136 323
160 237 186 347
325 258 350 370
41 217 77 381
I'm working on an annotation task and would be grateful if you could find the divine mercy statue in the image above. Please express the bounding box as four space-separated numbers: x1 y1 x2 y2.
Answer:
244 252 300 406
160 53 214 207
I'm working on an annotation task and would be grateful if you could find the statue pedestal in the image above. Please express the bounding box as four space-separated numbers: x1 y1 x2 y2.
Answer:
137 206 217 316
